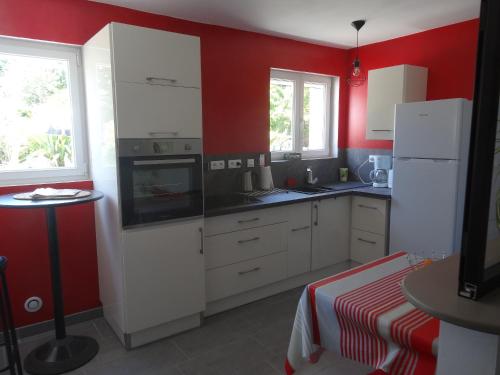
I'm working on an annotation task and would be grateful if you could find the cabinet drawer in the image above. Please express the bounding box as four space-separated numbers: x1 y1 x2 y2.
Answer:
205 223 287 269
206 252 287 302
205 206 288 236
350 229 386 264
115 82 202 139
351 196 387 235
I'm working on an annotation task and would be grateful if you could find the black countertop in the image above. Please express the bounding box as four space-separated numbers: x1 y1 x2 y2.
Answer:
205 182 391 217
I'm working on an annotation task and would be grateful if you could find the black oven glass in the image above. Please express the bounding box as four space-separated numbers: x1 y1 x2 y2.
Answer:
119 154 203 227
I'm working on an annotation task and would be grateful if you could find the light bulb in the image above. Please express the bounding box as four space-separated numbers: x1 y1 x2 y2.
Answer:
352 66 361 77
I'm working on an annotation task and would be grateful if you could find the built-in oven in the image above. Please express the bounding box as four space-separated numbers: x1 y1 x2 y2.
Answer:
118 138 203 228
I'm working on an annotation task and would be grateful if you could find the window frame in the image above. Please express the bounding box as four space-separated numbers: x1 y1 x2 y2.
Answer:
270 68 338 160
0 36 88 187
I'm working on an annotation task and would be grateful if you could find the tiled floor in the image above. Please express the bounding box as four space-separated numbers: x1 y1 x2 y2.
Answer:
18 287 372 375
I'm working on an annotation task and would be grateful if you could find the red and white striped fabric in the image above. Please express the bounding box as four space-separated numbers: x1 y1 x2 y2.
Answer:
286 252 439 375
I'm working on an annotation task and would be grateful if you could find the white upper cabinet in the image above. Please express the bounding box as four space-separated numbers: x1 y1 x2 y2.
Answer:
111 23 201 88
115 82 202 138
366 64 428 140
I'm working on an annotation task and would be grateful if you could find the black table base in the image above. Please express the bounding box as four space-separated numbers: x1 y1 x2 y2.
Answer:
0 192 104 375
24 336 98 375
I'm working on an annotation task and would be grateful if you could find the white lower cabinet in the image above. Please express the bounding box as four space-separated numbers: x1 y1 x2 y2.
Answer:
311 196 351 270
204 223 287 270
123 219 205 333
350 196 389 264
350 229 386 264
206 252 287 302
287 202 312 277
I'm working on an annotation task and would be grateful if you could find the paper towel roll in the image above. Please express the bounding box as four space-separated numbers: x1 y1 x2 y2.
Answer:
259 166 274 190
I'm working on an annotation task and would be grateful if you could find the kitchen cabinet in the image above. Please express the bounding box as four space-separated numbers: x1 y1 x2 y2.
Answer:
123 219 205 333
350 196 389 263
204 202 313 302
287 202 312 277
111 23 201 88
83 22 203 348
204 223 287 270
366 64 428 140
114 82 202 138
311 196 351 270
206 252 288 302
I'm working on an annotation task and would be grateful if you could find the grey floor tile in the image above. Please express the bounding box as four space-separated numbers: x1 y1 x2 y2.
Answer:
172 310 256 358
17 272 371 375
178 337 274 375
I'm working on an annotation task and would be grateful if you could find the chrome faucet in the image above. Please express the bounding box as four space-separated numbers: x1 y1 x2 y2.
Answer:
306 167 318 185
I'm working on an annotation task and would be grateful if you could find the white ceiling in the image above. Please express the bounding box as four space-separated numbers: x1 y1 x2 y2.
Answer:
91 0 480 48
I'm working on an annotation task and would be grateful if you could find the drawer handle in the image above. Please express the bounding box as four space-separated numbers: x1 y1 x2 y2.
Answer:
237 218 259 224
148 131 179 137
371 129 393 132
237 237 260 244
358 204 378 210
238 267 261 275
146 76 178 85
358 237 377 245
291 225 310 232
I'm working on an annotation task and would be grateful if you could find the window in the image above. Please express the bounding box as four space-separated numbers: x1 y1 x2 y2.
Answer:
0 37 87 186
270 69 338 159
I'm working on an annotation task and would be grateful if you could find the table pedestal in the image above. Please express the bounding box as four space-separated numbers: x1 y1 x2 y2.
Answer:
24 207 98 374
436 321 500 375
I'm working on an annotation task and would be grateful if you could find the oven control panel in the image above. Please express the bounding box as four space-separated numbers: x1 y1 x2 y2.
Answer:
118 138 202 157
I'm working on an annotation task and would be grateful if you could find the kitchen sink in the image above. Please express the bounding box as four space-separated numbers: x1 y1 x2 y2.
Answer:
289 186 333 195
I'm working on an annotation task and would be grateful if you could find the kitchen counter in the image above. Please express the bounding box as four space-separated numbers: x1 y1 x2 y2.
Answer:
204 182 391 217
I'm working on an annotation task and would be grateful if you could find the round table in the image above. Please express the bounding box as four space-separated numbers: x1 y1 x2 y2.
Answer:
0 190 103 375
402 255 500 375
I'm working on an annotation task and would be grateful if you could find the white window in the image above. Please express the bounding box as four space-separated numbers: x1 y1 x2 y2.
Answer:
0 37 87 186
270 69 338 160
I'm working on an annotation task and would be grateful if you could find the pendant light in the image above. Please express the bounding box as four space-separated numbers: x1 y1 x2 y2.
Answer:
347 19 366 87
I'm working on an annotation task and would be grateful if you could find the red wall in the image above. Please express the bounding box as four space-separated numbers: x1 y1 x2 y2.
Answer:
346 19 479 149
0 0 349 327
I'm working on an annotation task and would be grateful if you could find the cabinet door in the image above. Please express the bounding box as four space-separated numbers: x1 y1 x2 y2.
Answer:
111 23 201 88
311 197 351 270
366 65 404 140
115 82 202 139
287 202 312 277
123 219 205 333
366 65 427 141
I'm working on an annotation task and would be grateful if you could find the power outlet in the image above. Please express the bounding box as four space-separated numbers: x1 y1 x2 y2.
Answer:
210 160 225 170
247 159 255 168
228 159 242 169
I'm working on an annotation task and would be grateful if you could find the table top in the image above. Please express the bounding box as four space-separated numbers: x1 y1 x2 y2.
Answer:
0 190 103 209
402 254 500 335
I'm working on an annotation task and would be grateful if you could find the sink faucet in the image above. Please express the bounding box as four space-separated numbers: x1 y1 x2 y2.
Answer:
306 167 318 185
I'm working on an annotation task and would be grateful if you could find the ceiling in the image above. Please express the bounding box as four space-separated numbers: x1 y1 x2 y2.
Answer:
91 0 480 48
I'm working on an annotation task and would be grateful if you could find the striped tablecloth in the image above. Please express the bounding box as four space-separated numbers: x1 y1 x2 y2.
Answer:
286 252 439 375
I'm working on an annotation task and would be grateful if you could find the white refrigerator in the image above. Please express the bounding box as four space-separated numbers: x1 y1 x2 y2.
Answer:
389 98 472 257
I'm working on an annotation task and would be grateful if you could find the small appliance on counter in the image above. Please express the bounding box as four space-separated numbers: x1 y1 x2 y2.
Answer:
369 155 391 188
259 166 274 190
242 170 254 192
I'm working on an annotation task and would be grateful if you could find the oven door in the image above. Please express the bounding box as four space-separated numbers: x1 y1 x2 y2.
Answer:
119 154 203 228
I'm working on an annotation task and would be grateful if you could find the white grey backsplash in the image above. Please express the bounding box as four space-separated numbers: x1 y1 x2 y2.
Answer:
204 151 347 196
345 148 393 182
